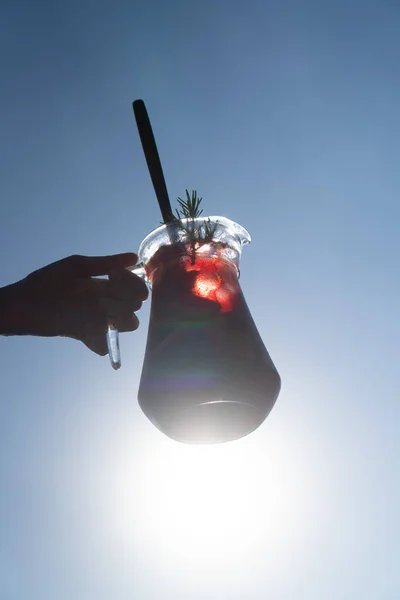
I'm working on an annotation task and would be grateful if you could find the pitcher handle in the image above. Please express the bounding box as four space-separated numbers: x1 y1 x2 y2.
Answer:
106 264 146 370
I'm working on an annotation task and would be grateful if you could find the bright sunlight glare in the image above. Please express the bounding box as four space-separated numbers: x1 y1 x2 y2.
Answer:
50 367 339 596
75 405 333 590
135 443 284 569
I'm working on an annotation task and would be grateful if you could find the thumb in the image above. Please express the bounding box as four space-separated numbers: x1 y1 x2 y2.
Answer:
68 253 138 277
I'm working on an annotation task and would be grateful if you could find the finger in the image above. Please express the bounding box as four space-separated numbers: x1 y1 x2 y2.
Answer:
81 320 109 356
115 313 140 333
99 292 144 315
108 269 149 303
82 311 139 355
99 298 141 323
83 332 109 356
66 253 139 277
83 314 140 357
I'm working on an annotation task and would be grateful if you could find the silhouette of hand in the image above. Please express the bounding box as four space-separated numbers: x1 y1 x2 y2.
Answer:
0 253 148 356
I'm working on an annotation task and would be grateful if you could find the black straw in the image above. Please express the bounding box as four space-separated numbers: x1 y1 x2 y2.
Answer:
133 100 174 223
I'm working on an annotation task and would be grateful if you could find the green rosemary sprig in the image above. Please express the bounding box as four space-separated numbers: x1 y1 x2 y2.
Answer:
175 189 203 220
173 189 218 263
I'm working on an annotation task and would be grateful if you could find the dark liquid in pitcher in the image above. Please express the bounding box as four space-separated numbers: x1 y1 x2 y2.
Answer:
138 243 281 443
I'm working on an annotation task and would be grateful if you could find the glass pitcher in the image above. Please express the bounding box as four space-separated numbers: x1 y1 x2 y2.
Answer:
109 216 281 444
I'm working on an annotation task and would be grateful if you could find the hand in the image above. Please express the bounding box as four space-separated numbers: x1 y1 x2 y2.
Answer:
0 253 148 356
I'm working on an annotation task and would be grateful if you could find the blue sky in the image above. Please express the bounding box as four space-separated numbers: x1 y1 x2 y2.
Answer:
1 1 399 598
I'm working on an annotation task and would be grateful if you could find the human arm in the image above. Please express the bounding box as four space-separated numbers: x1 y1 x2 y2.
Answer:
0 253 148 355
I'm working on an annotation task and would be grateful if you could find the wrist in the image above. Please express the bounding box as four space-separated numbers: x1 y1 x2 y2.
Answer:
0 281 37 336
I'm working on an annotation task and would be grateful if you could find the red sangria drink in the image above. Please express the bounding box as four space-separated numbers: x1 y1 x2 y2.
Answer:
137 217 281 444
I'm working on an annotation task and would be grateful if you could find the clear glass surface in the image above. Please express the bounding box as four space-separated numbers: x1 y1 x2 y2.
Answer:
133 216 281 444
